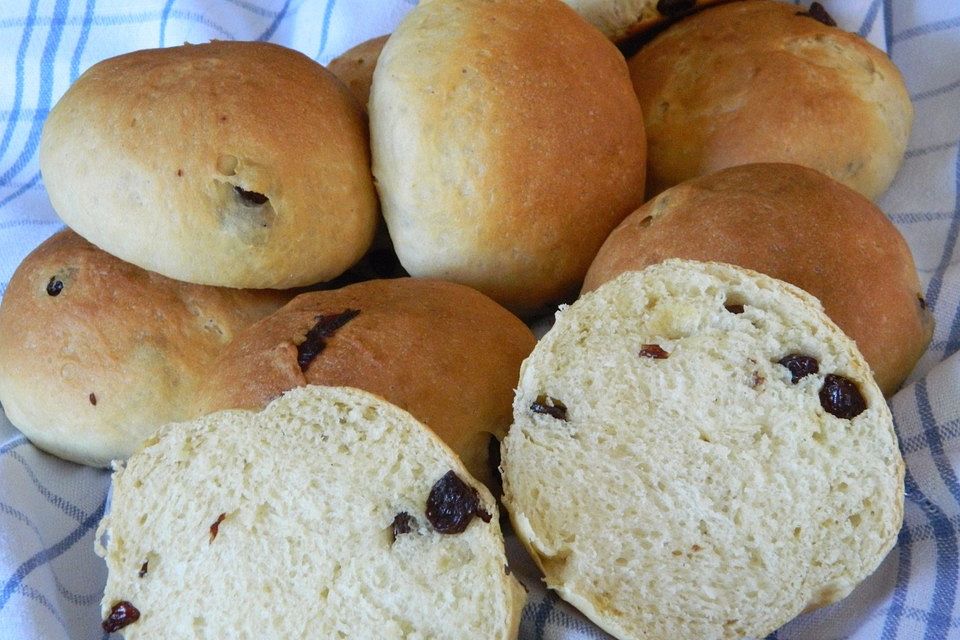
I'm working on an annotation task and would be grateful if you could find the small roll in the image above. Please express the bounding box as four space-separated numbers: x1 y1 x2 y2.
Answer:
560 0 726 42
370 0 647 315
328 34 389 110
194 277 537 489
583 163 933 396
627 0 912 199
0 230 291 467
40 41 379 289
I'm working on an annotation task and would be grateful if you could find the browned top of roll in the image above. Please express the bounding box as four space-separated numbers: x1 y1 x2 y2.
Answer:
583 163 932 395
0 230 291 467
194 277 537 488
627 0 912 200
328 34 390 110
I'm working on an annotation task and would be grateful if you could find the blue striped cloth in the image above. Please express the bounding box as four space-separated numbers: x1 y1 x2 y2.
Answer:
0 1 958 638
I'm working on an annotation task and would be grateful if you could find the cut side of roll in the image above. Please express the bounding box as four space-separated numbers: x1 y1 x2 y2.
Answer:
97 385 525 639
502 260 904 640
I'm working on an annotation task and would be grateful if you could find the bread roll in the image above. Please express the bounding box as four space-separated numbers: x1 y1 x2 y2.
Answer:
503 260 904 640
40 41 378 289
97 385 525 638
328 35 389 110
194 278 536 489
370 0 647 315
560 0 725 41
583 163 933 395
628 0 912 199
0 230 290 467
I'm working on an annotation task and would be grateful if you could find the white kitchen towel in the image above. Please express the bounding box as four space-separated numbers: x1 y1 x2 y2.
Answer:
0 0 958 638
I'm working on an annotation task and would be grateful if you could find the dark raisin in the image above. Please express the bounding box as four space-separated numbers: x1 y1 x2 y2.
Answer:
391 512 414 541
918 294 927 310
530 395 568 421
138 561 148 578
819 374 867 419
487 434 503 496
234 185 269 205
176 168 183 177
46 276 63 297
102 601 140 632
209 513 226 542
656 0 696 18
297 309 360 372
639 344 670 359
426 470 491 534
778 354 820 383
89 393 97 406
725 304 745 314
796 2 837 27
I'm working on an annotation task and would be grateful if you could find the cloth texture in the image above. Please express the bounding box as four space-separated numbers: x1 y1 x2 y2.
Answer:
0 0 958 638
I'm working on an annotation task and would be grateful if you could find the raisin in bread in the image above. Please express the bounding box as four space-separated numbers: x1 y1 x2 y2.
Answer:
502 260 904 640
97 385 525 639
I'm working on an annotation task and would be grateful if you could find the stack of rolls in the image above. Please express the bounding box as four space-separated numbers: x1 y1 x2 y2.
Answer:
0 0 932 638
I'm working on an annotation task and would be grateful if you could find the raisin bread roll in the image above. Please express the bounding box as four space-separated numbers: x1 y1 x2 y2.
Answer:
97 385 525 638
503 260 904 640
583 163 933 395
0 230 290 467
628 0 912 199
194 278 536 489
560 0 725 42
40 41 378 289
328 35 389 110
370 0 647 315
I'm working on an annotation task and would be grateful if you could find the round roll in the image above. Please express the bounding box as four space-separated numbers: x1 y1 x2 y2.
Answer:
328 34 389 110
504 260 904 639
98 386 524 638
370 0 647 315
194 277 536 489
560 0 725 42
583 163 933 395
40 41 378 289
0 230 290 467
627 0 912 199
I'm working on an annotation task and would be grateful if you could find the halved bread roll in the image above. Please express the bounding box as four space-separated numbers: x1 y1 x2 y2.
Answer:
503 260 904 639
98 385 525 638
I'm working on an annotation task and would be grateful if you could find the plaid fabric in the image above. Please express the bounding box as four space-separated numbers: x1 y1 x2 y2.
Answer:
0 1 958 638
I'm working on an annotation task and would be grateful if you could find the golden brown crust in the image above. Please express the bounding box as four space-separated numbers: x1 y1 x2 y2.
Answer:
194 278 536 488
370 0 647 315
328 35 390 110
0 230 291 466
40 41 378 289
582 163 933 395
627 0 912 199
